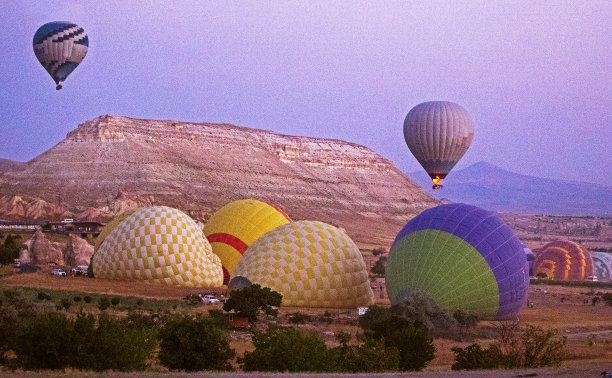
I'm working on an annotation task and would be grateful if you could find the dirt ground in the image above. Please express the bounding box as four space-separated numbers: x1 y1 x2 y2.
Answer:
1 268 611 376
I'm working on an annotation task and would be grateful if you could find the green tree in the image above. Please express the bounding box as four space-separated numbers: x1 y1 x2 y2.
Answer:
330 331 399 372
222 284 282 323
12 312 78 370
452 324 566 370
158 314 234 371
370 257 387 277
391 291 454 331
83 313 157 371
0 234 22 265
241 325 332 372
452 343 504 370
359 305 435 371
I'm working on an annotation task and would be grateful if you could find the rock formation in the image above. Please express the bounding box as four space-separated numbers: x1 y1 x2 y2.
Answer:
63 233 94 267
19 230 64 266
0 115 438 247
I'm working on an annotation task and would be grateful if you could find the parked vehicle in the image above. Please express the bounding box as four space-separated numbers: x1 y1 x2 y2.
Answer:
199 294 220 304
585 276 598 282
51 268 67 277
13 259 21 268
71 265 89 275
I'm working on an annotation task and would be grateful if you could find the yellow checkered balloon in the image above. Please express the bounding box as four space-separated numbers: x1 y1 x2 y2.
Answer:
233 220 374 308
93 206 223 287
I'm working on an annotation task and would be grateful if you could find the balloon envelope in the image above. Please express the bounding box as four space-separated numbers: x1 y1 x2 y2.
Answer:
533 241 593 281
204 199 291 284
233 220 374 308
386 203 529 320
33 21 88 88
403 101 474 185
93 206 223 287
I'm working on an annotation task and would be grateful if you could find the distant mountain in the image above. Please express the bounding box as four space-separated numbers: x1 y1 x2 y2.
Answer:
408 162 612 216
0 158 24 173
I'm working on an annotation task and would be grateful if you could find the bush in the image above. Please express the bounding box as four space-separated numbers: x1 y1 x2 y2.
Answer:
98 297 110 311
73 296 82 302
12 312 78 370
60 298 71 311
84 296 92 303
391 291 454 331
11 312 157 371
370 257 386 277
453 310 479 328
111 296 121 306
158 314 234 371
289 312 310 324
37 291 51 301
452 324 566 370
241 325 332 372
222 284 282 323
452 343 505 370
359 305 435 371
83 313 157 371
330 333 399 372
603 293 612 306
136 298 144 306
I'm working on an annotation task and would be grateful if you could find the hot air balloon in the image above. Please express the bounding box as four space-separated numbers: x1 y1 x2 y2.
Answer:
92 206 223 287
403 101 474 189
591 252 612 282
233 220 374 308
203 199 291 284
386 203 529 320
532 241 593 281
33 21 88 90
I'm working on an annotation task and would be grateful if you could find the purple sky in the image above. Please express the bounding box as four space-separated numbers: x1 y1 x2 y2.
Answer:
1 1 611 185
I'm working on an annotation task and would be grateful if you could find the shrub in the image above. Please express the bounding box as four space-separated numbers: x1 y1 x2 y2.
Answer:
11 311 156 371
12 312 77 370
241 325 332 372
452 324 566 370
60 298 71 311
452 343 504 370
158 314 234 371
83 313 157 371
136 298 144 306
37 291 51 301
289 312 310 324
111 296 121 306
453 310 479 328
222 284 282 323
84 296 92 303
602 293 612 306
391 291 454 331
330 333 399 372
323 310 333 324
370 257 387 277
359 305 435 371
98 297 110 311
73 296 82 302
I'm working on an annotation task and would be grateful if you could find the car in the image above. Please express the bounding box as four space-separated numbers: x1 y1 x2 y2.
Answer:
585 276 598 282
71 265 89 275
51 268 67 277
199 294 220 304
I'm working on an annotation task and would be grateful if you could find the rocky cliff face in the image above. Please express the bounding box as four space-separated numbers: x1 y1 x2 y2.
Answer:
0 115 438 247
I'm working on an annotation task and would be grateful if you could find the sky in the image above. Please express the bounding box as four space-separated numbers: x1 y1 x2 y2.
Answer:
1 1 611 185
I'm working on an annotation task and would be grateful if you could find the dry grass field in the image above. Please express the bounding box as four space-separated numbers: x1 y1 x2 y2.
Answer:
1 267 611 376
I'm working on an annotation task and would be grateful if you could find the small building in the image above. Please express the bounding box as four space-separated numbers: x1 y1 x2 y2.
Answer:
224 310 249 329
48 221 104 238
